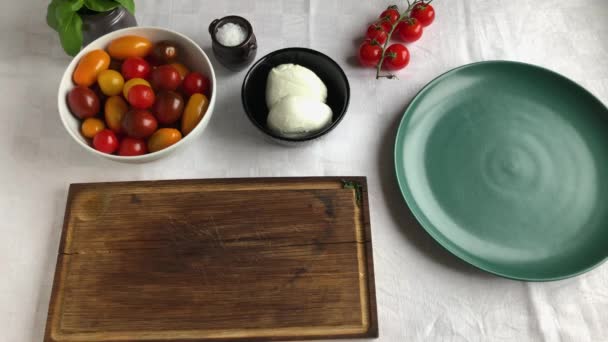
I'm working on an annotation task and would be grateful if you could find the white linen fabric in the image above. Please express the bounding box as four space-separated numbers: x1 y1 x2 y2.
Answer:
0 0 606 341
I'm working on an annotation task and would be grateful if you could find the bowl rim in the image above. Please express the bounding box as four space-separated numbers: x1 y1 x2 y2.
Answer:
58 26 216 161
241 47 350 142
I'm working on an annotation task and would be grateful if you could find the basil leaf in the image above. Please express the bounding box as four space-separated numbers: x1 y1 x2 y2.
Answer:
114 0 134 15
84 0 119 12
55 0 84 27
58 12 83 56
46 0 62 30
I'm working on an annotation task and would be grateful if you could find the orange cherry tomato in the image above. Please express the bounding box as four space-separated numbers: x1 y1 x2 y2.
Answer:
107 35 153 60
181 93 209 136
104 95 129 133
73 49 110 87
147 128 182 153
122 78 151 99
170 62 189 80
81 118 105 138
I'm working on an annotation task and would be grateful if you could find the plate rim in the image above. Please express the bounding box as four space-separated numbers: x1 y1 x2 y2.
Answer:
394 60 608 281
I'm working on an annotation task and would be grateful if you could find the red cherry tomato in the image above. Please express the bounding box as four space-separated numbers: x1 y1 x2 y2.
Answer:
397 18 423 43
121 57 150 80
127 84 155 109
92 129 118 154
366 24 388 45
383 44 410 70
118 137 147 156
379 6 400 24
411 3 435 27
377 19 393 33
358 40 383 67
182 72 209 96
121 109 158 138
150 65 181 91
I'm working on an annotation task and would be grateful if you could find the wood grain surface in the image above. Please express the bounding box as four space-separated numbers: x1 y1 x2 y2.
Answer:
44 177 377 342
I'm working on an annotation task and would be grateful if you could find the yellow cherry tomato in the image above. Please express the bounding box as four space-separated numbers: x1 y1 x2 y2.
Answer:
107 35 153 60
181 93 208 136
170 62 189 80
81 117 105 138
147 128 182 153
97 69 124 96
104 96 128 133
122 78 151 99
73 49 110 87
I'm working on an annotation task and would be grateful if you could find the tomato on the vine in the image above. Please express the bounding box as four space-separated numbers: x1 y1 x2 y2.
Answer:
366 24 388 45
376 19 393 33
397 18 423 43
411 3 435 27
382 44 410 70
379 6 400 24
358 40 383 67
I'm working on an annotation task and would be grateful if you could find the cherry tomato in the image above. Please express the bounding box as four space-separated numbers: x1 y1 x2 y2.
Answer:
366 24 388 44
358 40 383 67
383 44 410 70
121 57 151 80
104 95 129 133
377 19 393 33
92 129 118 154
150 41 179 65
81 117 105 138
67 86 100 119
127 84 155 109
122 78 151 99
379 6 400 24
107 35 153 60
73 49 110 87
182 72 209 96
411 3 435 27
118 137 147 156
150 65 181 91
181 93 209 135
170 63 189 80
147 128 182 153
153 90 184 124
397 18 423 43
97 69 124 96
121 109 158 138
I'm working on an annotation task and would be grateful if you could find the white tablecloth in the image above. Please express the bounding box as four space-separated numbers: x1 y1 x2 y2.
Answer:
2 0 607 341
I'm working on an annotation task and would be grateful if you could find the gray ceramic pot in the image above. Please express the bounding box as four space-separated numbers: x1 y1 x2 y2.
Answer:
80 7 137 47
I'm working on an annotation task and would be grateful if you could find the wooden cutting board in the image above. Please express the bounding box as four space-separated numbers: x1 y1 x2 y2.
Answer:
45 177 377 342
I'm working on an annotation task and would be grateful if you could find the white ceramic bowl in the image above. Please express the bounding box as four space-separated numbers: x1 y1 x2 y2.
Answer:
58 26 216 163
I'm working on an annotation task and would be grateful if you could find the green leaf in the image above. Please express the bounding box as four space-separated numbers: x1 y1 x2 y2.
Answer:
114 0 135 15
46 0 62 30
84 0 119 12
58 12 83 56
55 0 84 27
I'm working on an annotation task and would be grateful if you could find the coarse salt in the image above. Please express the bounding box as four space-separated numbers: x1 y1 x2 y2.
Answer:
216 23 247 47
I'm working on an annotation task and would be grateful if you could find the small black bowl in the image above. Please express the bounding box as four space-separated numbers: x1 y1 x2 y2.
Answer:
241 47 350 145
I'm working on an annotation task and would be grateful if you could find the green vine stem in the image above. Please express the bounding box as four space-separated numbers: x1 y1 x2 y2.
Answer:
376 0 431 79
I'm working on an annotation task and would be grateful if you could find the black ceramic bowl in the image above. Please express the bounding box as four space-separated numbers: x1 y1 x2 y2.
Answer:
241 48 350 145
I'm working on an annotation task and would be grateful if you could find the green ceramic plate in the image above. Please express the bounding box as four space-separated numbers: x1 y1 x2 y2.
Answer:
395 61 608 281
